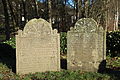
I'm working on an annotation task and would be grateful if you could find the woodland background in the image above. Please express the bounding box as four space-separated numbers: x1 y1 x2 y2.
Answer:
0 0 120 40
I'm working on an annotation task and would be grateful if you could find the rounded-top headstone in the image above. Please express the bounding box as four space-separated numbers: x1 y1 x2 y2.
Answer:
74 18 98 33
67 18 105 72
23 18 52 37
16 18 60 74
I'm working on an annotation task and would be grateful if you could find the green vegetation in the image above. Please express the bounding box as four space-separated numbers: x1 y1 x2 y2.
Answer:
106 56 120 70
60 32 67 54
0 63 19 80
107 31 120 57
0 37 16 48
0 35 6 41
0 63 115 80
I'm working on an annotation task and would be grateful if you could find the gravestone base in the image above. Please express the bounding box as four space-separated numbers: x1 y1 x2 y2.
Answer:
67 61 104 72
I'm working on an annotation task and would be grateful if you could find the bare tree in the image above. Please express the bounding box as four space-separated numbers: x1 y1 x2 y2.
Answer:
33 0 39 18
21 0 27 25
48 0 52 25
2 0 10 40
8 0 17 30
114 0 119 30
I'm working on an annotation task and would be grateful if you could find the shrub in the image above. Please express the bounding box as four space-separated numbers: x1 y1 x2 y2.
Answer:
106 31 120 57
60 32 67 54
1 38 16 48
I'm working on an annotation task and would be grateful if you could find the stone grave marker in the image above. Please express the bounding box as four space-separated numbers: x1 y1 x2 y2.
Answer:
67 18 106 72
16 18 60 74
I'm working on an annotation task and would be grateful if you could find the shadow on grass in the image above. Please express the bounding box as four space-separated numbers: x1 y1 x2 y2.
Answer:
61 59 120 79
61 59 67 70
105 68 120 80
0 43 16 73
98 60 120 79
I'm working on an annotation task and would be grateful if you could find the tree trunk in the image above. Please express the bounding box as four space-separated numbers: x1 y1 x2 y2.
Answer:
63 0 67 31
114 0 119 30
7 0 17 31
2 0 10 40
48 0 52 25
33 0 39 18
75 0 82 20
84 0 89 17
79 0 82 18
19 2 23 29
21 0 27 25
75 0 78 20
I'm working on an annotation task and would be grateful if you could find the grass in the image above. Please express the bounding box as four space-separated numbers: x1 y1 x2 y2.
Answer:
106 56 120 70
0 62 119 79
0 63 19 80
0 35 5 41
0 63 114 80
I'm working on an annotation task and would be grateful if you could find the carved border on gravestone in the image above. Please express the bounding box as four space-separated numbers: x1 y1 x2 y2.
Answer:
72 18 98 33
98 26 105 61
18 18 52 37
16 18 60 74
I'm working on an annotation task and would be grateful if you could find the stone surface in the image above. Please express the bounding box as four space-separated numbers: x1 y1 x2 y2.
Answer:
16 18 60 74
67 18 106 72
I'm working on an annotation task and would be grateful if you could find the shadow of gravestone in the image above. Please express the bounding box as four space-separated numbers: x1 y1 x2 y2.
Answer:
0 43 16 72
61 59 67 70
98 60 120 79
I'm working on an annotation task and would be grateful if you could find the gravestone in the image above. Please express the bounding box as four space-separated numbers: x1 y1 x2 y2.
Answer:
67 18 106 72
16 18 60 74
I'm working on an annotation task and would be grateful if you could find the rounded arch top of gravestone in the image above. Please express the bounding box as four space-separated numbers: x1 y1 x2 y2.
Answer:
23 18 52 36
74 18 98 33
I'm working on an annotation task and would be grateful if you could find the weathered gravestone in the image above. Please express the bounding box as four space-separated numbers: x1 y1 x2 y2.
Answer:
67 18 106 72
16 18 60 74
